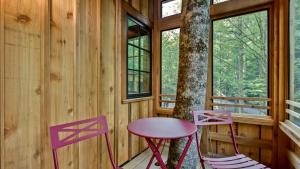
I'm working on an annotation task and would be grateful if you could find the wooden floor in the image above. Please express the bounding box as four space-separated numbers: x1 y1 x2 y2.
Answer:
122 147 210 169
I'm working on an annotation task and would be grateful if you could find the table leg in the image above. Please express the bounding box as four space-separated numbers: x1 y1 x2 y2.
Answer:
175 135 194 169
146 139 164 169
146 138 167 169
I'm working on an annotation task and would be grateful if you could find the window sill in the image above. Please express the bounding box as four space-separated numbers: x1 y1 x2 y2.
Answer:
279 120 300 147
122 96 153 104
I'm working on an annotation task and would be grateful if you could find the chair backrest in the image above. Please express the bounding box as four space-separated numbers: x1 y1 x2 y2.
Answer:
49 115 118 169
50 115 108 149
193 110 233 126
193 110 239 155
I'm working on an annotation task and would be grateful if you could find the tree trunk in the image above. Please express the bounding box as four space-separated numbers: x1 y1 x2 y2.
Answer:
166 0 210 169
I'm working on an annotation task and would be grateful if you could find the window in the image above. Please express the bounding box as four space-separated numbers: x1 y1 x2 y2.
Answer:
126 16 152 99
161 0 182 18
289 0 300 126
160 28 180 108
213 0 229 4
212 11 269 115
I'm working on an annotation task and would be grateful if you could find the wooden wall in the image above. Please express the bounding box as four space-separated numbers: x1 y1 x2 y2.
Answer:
0 0 152 168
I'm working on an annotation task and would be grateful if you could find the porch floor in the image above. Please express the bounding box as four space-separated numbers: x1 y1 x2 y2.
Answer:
122 147 209 169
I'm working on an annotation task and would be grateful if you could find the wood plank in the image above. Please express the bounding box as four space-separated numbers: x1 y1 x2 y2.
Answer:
210 132 272 149
280 122 300 148
3 0 42 168
0 0 4 168
216 125 236 156
238 124 260 161
288 150 300 169
77 0 99 168
148 100 153 117
260 126 273 167
130 102 140 158
100 0 116 168
40 0 51 168
139 101 149 151
50 0 77 168
115 0 130 165
131 0 140 12
141 0 149 17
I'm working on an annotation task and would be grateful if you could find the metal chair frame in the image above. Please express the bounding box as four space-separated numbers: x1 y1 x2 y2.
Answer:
49 115 120 169
193 110 269 169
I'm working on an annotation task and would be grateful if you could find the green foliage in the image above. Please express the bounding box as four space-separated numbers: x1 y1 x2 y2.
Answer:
213 11 268 100
161 28 180 95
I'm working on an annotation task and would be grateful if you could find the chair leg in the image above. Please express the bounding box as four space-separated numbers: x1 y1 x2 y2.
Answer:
105 133 118 169
229 124 239 154
52 149 59 169
195 131 205 169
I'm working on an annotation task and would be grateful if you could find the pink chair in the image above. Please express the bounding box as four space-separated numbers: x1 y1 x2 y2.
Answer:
50 116 122 169
193 110 270 169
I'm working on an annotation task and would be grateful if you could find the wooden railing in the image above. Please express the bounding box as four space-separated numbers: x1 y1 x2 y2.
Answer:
160 94 271 114
279 100 300 147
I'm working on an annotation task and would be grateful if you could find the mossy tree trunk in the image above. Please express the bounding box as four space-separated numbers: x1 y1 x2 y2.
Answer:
166 0 210 168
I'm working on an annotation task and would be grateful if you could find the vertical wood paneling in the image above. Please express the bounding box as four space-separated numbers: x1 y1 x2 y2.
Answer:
50 0 78 168
261 126 273 166
100 0 116 168
0 0 153 168
116 0 130 163
3 0 42 168
77 0 99 168
217 125 236 156
130 102 140 157
141 0 149 17
139 101 149 151
238 124 260 161
0 0 4 167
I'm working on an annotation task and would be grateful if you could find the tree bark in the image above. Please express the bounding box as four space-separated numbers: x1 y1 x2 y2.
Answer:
166 0 210 168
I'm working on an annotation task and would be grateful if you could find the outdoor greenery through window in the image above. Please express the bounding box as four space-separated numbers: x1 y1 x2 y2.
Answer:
212 11 269 115
127 16 151 99
161 28 180 108
289 0 300 126
161 0 182 18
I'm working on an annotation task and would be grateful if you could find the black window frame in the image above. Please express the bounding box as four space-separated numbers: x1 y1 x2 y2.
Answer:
126 15 152 99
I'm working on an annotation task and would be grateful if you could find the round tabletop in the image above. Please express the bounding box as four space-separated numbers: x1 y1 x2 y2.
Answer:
127 117 197 139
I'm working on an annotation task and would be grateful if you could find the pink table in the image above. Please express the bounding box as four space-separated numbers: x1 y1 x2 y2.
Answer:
127 117 197 169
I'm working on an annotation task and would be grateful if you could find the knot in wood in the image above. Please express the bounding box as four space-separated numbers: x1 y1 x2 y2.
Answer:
17 14 31 23
67 12 73 19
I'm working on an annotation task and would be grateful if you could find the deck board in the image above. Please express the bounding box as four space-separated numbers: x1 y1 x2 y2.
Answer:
122 146 210 169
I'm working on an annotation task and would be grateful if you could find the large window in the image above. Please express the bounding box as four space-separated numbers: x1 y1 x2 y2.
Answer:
126 16 152 99
289 0 300 126
160 28 180 108
212 11 269 115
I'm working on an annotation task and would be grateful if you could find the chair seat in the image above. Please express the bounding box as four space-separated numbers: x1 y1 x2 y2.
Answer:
203 154 270 169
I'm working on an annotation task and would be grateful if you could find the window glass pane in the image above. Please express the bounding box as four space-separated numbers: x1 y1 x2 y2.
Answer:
141 72 150 93
289 0 300 126
213 0 229 4
128 70 139 94
141 51 150 72
161 28 180 108
126 16 152 98
161 0 182 18
213 11 268 115
128 45 139 70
